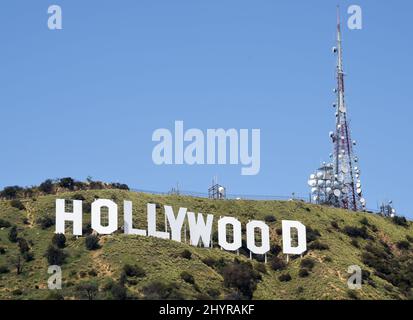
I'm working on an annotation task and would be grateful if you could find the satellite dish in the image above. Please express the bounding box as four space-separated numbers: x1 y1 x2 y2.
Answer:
360 198 366 204
326 180 332 187
316 171 324 179
339 106 346 113
333 88 338 93
318 180 325 187
342 187 349 194
308 180 317 187
334 189 341 197
311 187 318 194
313 195 319 201
356 182 361 188
326 187 332 194
341 167 349 174
218 187 224 193
356 188 362 194
332 46 338 54
353 140 357 146
310 174 316 179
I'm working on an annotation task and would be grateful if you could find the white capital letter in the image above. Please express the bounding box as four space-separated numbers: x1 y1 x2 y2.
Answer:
282 220 307 255
165 206 187 242
91 199 118 235
246 220 270 255
187 212 214 247
218 217 242 251
124 201 146 236
55 199 82 235
147 203 170 239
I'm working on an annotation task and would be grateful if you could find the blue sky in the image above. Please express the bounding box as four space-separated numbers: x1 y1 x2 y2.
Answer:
1 1 412 219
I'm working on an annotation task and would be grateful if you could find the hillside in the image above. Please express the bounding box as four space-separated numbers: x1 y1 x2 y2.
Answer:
0 188 412 300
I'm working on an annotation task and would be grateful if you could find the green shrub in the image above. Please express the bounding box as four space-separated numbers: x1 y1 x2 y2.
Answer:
18 238 30 254
392 216 408 227
52 234 66 249
343 225 370 239
44 245 66 265
308 241 329 251
331 221 339 229
347 290 360 300
255 263 267 274
180 249 192 260
109 282 128 300
0 265 10 274
85 235 100 250
359 217 370 226
8 226 18 243
180 271 195 284
36 216 55 230
0 186 23 199
222 259 261 300
10 199 25 210
306 227 321 242
396 240 410 250
264 215 276 223
12 289 23 296
143 281 183 300
299 268 310 278
0 247 6 255
75 281 99 300
270 244 282 256
202 257 216 267
123 264 146 278
0 219 11 228
406 235 413 243
39 179 54 194
350 238 360 248
278 273 292 282
270 257 287 271
300 257 315 271
23 252 34 262
59 177 75 190
206 288 221 299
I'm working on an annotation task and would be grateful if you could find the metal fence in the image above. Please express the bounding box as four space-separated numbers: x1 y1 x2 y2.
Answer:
130 187 380 214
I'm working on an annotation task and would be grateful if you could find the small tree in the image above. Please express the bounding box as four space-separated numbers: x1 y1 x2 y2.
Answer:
10 199 25 210
75 281 99 300
18 238 30 254
85 235 100 250
123 264 145 278
180 271 195 285
44 245 66 265
52 234 67 249
180 249 192 260
39 179 54 194
59 177 75 190
8 226 18 243
13 254 24 275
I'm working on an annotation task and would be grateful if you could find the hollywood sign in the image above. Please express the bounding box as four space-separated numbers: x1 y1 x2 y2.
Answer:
55 199 307 256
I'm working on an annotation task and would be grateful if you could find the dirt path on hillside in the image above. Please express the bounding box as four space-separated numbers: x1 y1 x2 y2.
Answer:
91 237 114 278
24 201 35 228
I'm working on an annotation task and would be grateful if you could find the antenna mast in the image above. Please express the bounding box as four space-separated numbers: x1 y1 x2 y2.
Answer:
308 7 366 211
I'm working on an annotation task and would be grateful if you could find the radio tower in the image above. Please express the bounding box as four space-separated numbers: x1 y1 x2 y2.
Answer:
308 7 366 211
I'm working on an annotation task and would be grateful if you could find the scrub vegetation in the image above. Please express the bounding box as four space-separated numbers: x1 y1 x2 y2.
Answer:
0 179 412 300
